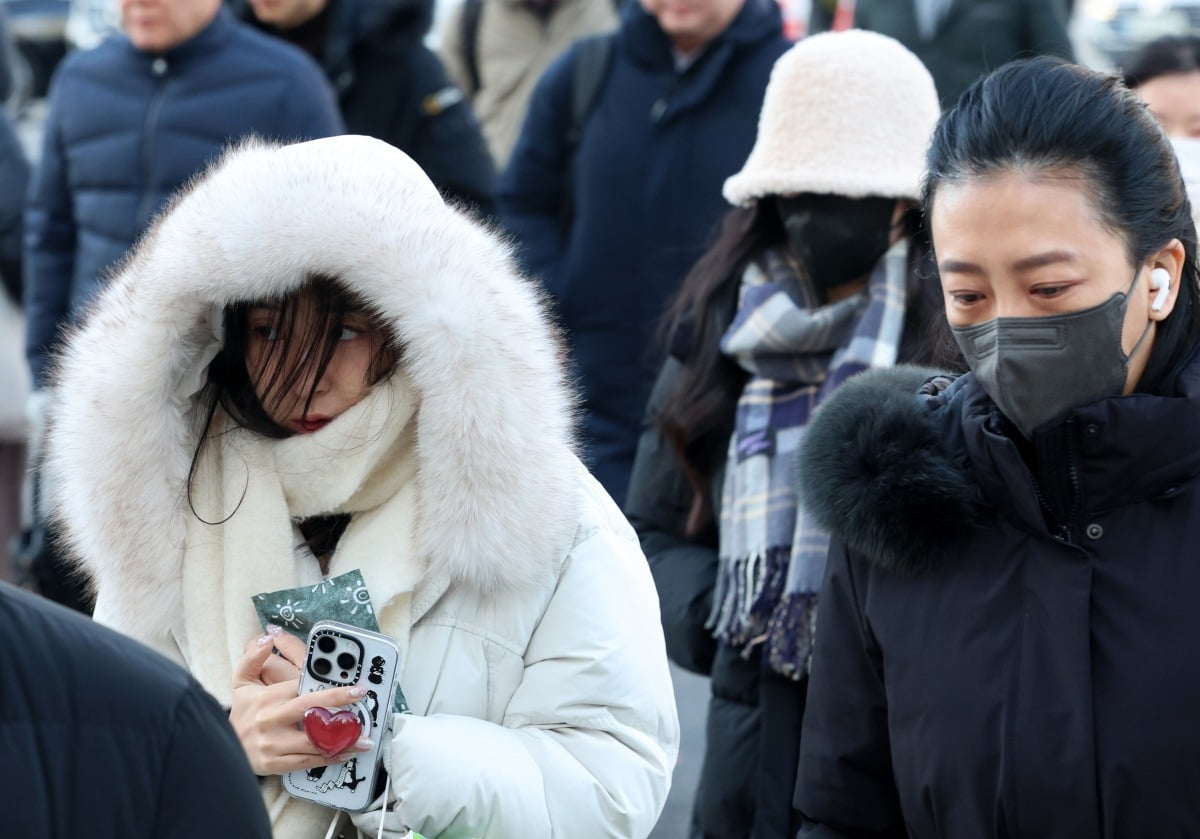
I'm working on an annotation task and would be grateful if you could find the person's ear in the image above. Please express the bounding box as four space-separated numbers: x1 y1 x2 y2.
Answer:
1145 238 1187 321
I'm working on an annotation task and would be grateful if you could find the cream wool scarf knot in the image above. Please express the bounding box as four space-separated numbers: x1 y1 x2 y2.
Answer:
183 370 423 703
184 372 424 838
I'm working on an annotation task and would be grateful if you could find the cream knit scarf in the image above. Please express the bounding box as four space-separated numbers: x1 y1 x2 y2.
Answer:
183 371 424 839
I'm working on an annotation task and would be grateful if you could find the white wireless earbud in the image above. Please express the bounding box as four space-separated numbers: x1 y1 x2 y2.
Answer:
1150 267 1172 313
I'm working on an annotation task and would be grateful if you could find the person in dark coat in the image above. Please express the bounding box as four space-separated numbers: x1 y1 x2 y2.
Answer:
25 0 342 391
499 0 790 507
0 109 25 304
624 31 946 839
20 0 342 611
0 111 27 585
0 7 14 108
235 0 496 216
810 0 1074 108
794 56 1200 838
0 580 272 838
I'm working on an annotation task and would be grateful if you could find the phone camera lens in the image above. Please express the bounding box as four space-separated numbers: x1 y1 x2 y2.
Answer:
337 652 357 670
317 635 336 653
313 658 332 676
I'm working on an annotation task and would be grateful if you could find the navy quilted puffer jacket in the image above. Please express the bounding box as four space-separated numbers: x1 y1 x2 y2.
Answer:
23 7 343 386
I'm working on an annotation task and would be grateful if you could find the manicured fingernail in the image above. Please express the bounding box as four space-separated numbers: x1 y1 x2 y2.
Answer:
355 737 374 750
256 634 273 646
348 685 367 697
266 624 283 636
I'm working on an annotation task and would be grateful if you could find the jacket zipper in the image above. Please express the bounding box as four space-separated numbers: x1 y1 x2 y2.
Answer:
1031 418 1083 544
650 74 681 123
1064 445 1082 544
136 60 170 224
1029 478 1071 543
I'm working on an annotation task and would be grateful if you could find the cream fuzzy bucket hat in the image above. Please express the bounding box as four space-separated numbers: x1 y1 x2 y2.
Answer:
724 29 941 206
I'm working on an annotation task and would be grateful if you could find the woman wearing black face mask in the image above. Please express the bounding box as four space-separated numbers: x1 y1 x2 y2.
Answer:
623 31 946 839
794 57 1200 838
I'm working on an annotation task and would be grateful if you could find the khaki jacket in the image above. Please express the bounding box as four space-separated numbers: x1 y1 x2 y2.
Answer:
440 0 617 168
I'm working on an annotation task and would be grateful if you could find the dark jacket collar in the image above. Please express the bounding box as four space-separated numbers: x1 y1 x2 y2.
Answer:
961 343 1200 533
796 366 984 576
120 5 235 69
797 346 1200 576
617 0 783 106
230 0 432 99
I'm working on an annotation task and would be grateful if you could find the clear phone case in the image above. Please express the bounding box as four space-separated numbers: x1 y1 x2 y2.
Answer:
283 620 401 813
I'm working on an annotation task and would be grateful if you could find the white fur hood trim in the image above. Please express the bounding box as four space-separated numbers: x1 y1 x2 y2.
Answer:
47 136 580 641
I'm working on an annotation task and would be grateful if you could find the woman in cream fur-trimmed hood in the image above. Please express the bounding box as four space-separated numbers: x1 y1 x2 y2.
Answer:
45 135 679 839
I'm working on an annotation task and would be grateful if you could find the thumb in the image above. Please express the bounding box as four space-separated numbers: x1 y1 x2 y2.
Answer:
233 634 276 687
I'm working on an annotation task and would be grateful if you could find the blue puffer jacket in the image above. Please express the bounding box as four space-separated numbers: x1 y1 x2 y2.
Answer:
23 7 343 386
499 0 789 507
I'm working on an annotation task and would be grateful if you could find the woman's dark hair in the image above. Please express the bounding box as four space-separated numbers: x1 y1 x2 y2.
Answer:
186 275 399 522
924 56 1200 395
655 199 944 537
1123 34 1200 89
206 274 398 439
654 204 780 536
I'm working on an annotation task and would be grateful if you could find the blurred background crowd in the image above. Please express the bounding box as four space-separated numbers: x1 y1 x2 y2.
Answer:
3 0 1200 835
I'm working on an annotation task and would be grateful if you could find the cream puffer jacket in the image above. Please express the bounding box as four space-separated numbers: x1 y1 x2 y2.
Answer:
45 135 679 838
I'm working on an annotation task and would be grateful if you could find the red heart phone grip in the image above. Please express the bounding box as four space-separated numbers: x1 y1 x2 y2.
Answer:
303 706 363 758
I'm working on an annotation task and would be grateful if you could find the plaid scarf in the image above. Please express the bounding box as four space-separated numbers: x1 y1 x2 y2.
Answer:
709 241 908 679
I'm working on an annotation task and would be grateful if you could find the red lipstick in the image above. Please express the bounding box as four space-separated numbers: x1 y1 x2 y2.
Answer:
293 415 331 434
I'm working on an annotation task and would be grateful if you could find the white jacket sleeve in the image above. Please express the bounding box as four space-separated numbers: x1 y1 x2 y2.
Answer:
352 522 680 838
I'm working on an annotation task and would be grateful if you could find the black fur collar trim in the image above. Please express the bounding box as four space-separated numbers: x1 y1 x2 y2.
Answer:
796 365 983 576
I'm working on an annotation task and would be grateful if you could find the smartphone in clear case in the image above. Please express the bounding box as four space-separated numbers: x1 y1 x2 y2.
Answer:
283 620 401 812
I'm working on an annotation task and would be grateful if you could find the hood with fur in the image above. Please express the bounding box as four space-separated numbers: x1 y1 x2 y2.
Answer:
46 135 579 639
795 365 983 576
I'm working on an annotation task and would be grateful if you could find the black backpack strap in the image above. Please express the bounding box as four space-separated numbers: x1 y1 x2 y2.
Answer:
561 33 616 228
460 0 484 95
567 33 615 148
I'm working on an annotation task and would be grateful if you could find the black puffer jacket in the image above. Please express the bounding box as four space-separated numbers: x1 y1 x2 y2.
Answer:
235 0 496 216
0 582 270 838
794 351 1200 837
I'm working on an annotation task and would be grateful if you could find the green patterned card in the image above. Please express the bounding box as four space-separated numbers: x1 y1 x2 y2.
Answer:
253 569 409 713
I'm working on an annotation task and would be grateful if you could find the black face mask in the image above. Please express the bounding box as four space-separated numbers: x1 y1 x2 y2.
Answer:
775 194 897 290
951 267 1153 439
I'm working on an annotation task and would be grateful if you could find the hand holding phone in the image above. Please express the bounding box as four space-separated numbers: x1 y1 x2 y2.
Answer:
259 626 305 685
283 621 402 813
230 635 374 776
